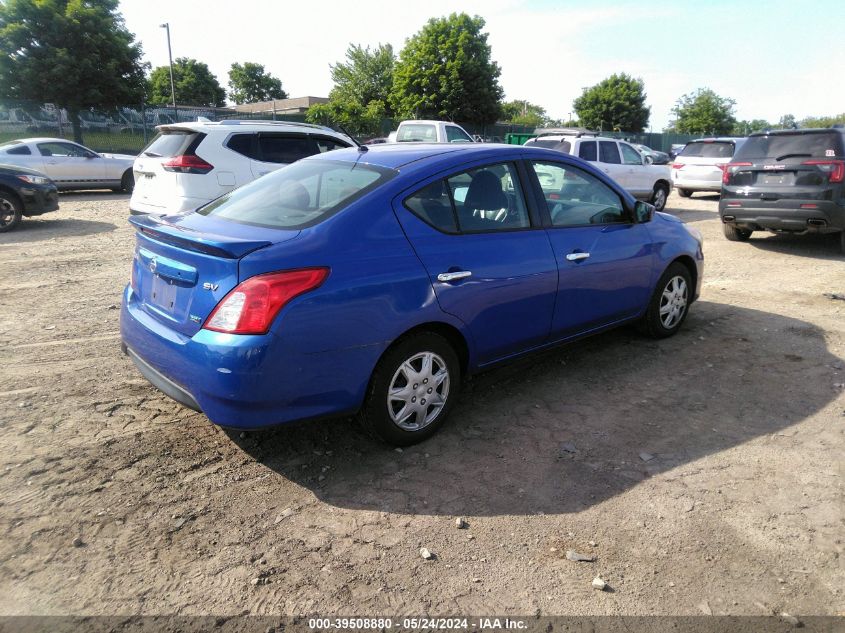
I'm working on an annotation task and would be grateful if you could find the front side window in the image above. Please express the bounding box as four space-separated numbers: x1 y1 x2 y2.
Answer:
530 161 627 227
315 137 350 153
620 142 643 165
599 141 621 164
578 141 597 161
198 159 394 229
37 142 92 158
445 126 473 143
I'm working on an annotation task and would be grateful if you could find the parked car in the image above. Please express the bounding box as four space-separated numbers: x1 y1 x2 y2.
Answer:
671 137 746 197
120 143 703 445
129 120 355 216
0 163 59 232
634 144 670 165
719 127 845 252
669 144 687 160
393 120 475 143
524 134 672 211
0 138 135 192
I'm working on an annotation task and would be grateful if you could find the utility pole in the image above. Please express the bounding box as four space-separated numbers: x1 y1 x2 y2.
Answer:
160 23 177 120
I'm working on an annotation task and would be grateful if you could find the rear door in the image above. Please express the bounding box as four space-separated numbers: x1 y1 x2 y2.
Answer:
394 160 558 365
133 129 204 213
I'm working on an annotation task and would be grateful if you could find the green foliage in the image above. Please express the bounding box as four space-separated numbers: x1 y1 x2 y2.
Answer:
732 119 772 135
501 100 548 127
390 13 503 125
305 43 394 138
227 62 286 105
778 114 796 129
799 113 845 128
573 74 650 133
0 0 147 141
149 57 225 107
668 88 736 135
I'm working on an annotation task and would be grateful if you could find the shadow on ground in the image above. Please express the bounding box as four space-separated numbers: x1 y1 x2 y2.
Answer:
745 231 843 258
0 217 117 242
230 300 842 517
59 190 130 202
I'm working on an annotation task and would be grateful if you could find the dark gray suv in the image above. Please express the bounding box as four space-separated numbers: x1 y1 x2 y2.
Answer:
719 127 845 252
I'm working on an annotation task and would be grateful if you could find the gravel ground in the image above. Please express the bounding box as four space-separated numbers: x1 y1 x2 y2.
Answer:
0 190 843 617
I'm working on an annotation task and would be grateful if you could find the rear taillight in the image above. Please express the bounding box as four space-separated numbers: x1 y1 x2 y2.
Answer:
802 159 845 183
203 268 329 335
672 163 684 170
722 162 752 184
162 154 214 174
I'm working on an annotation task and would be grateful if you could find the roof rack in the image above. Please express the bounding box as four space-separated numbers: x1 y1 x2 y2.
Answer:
216 119 331 131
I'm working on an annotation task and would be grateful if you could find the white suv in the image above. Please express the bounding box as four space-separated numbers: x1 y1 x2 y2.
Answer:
671 137 746 198
524 133 672 211
129 120 354 215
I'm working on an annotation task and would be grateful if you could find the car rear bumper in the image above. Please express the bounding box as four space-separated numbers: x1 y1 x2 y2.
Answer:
671 173 721 191
719 198 845 232
20 185 59 216
120 286 376 429
129 195 208 216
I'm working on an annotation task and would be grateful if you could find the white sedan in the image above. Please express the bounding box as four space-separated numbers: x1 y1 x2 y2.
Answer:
0 138 135 192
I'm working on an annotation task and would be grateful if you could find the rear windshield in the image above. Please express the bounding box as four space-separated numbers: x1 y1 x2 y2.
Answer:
197 159 395 229
680 141 736 159
733 132 845 160
397 124 437 142
525 138 571 152
140 130 201 158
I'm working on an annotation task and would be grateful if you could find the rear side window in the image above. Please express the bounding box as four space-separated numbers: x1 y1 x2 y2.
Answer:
734 133 845 160
680 141 735 159
226 133 257 159
397 124 437 142
141 131 201 158
197 159 393 229
578 141 597 161
404 181 458 233
6 144 31 155
258 135 320 163
599 141 621 164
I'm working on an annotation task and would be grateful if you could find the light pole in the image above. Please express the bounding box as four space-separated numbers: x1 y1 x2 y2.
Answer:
568 112 573 126
159 23 177 120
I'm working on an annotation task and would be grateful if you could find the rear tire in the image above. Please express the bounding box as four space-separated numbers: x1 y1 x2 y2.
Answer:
651 183 669 211
676 188 691 198
723 223 752 242
359 332 461 446
0 191 23 233
840 230 845 254
638 262 692 339
120 169 134 193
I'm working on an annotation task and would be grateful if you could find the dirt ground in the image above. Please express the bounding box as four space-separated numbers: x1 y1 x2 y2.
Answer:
0 190 843 618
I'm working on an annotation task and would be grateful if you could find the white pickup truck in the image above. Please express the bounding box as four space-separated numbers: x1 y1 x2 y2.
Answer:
392 120 475 144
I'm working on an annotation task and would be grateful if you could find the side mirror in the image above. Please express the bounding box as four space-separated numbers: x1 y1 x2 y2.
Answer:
643 155 654 165
635 200 654 223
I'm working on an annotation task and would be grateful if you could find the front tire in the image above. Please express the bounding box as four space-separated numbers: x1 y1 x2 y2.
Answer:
359 332 461 446
723 223 752 242
676 188 691 198
639 262 692 339
0 191 23 233
651 183 669 211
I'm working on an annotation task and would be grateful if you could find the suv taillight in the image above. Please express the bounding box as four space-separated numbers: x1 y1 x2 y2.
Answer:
162 154 214 174
203 268 329 335
802 159 845 183
722 162 752 185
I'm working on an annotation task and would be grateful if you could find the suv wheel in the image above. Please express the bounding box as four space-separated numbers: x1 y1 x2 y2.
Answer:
651 183 669 211
676 188 691 198
723 223 752 242
359 332 460 446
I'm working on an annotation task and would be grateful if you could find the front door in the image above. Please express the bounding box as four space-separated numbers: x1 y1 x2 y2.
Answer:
526 160 656 339
393 160 559 366
36 141 104 186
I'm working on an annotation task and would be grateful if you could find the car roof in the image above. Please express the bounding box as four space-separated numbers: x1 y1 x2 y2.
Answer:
397 120 459 126
309 142 540 170
688 137 745 143
10 137 87 145
748 127 844 137
157 120 346 136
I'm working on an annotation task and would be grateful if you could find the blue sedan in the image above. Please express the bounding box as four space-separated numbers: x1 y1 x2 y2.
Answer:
121 143 703 445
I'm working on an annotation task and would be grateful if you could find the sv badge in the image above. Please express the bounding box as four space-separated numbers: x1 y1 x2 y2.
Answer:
202 282 219 291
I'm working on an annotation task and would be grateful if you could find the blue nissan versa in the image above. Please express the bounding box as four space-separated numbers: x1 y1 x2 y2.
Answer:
121 143 704 445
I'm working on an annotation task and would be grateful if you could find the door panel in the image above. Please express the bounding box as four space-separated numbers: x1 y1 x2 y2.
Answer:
527 160 655 338
394 162 558 365
36 141 105 183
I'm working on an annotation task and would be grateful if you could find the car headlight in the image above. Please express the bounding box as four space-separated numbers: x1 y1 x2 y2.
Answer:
17 174 51 185
683 223 703 245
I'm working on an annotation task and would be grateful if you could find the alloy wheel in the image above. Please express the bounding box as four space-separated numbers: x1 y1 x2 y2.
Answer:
659 275 688 329
387 351 450 431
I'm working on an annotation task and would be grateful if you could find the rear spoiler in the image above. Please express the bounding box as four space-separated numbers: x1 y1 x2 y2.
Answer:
129 214 272 259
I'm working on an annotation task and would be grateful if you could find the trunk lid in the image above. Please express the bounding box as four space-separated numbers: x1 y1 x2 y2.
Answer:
129 213 300 336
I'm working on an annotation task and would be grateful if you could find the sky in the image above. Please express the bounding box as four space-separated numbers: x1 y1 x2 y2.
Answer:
118 0 845 130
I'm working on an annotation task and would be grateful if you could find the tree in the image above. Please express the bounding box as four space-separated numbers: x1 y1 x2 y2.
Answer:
227 62 286 104
573 74 650 133
0 0 147 143
668 88 736 135
149 57 225 108
390 13 503 125
732 119 771 135
800 113 845 128
306 43 395 137
778 114 797 129
501 100 548 127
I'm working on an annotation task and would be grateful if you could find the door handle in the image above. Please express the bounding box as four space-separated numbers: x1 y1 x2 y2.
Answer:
566 252 590 262
437 270 472 282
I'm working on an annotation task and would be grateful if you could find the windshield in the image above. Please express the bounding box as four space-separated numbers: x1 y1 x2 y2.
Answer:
197 159 395 229
733 132 844 160
680 141 736 159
